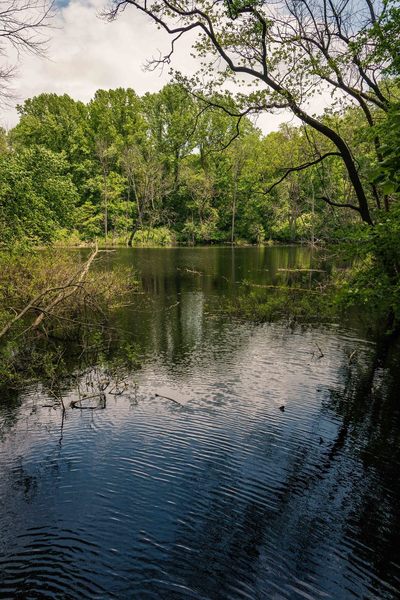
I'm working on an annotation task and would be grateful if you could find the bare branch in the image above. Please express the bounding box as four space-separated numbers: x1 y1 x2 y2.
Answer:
0 0 55 101
263 151 341 194
318 195 360 212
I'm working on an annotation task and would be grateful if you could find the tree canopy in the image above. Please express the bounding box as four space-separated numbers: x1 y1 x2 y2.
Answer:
106 0 400 225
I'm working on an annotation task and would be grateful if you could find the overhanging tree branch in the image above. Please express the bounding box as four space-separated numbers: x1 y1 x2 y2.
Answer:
263 151 341 194
106 0 379 224
318 195 360 212
184 89 290 152
0 0 55 101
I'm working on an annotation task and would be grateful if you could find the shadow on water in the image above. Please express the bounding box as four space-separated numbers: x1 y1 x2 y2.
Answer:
0 247 400 599
156 342 400 600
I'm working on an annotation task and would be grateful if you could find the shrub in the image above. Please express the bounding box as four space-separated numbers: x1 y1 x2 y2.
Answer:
132 227 175 246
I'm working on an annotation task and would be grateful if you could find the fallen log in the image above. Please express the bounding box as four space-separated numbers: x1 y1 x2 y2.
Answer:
277 268 325 273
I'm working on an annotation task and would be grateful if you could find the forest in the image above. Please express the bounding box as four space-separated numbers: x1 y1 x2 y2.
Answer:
1 80 399 248
0 0 397 256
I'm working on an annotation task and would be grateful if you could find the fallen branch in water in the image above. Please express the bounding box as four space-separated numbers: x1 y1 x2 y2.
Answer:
70 393 106 410
109 383 128 395
0 286 70 340
70 403 101 410
15 307 133 337
243 282 326 294
155 392 182 406
31 243 99 331
177 267 203 276
166 301 180 310
348 349 357 364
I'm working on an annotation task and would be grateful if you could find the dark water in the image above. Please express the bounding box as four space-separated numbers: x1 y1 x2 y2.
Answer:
1 247 400 600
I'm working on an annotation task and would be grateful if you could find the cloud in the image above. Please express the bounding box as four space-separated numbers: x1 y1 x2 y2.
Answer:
1 0 187 127
0 0 327 133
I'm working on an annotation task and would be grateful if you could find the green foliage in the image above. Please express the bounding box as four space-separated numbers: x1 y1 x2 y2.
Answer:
0 146 78 246
372 103 400 195
370 0 400 75
9 82 399 248
132 227 175 246
227 281 336 324
336 207 400 330
248 224 265 244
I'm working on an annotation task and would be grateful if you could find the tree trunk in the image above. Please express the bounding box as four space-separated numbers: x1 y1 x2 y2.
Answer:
292 105 373 225
231 178 237 244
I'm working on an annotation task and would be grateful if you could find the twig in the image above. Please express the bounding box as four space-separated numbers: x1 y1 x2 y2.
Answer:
348 349 357 364
155 392 182 406
166 301 180 310
315 342 324 358
47 387 66 412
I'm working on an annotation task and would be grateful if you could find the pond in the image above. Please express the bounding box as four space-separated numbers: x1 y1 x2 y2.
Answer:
1 246 400 599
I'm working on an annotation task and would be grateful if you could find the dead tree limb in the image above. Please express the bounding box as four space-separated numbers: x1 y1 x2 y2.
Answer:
31 242 99 330
0 243 100 341
155 392 182 406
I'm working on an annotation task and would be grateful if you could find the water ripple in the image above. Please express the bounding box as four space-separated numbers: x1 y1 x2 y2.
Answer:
1 247 400 599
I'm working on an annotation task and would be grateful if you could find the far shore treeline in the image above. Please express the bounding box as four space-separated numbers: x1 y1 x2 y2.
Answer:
1 83 398 248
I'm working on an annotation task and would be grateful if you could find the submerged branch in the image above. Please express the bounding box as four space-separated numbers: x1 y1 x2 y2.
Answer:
155 392 183 406
244 283 327 294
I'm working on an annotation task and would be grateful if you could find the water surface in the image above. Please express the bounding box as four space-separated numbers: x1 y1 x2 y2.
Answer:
1 247 400 599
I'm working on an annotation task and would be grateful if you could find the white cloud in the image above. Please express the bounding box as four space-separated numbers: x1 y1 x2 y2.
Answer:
1 0 187 128
0 0 328 133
